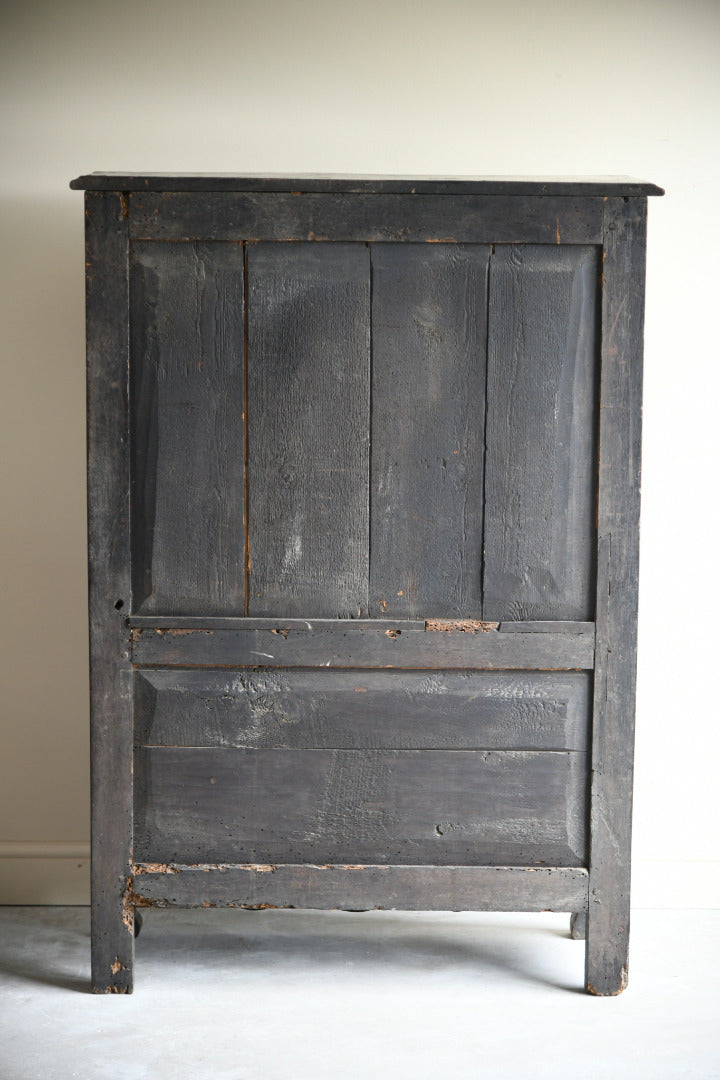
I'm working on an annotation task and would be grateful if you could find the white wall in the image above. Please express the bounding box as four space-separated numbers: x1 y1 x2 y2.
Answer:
1 0 718 906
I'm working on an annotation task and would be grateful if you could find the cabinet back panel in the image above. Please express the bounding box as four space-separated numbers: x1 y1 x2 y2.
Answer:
483 245 599 621
133 668 591 751
133 746 588 867
246 243 371 617
128 239 599 621
369 245 489 618
130 241 246 615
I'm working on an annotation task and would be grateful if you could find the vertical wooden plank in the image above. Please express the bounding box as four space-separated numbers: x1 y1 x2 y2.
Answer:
247 243 370 617
586 199 647 995
130 241 245 615
370 245 489 617
484 245 599 621
86 192 134 992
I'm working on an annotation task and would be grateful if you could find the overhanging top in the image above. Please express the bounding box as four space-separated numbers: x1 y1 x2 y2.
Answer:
70 173 664 196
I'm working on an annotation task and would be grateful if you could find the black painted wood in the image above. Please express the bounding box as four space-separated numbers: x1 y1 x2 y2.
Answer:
133 747 588 867
70 174 664 197
131 864 590 913
570 911 587 940
585 199 647 996
130 241 245 615
483 245 599 621
370 244 488 617
125 192 605 246
130 623 596 669
126 615 591 633
133 668 591 751
128 616 426 630
247 243 370 617
86 192 134 993
77 176 659 994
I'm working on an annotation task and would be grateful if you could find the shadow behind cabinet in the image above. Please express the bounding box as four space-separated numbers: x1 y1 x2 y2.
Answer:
71 174 663 994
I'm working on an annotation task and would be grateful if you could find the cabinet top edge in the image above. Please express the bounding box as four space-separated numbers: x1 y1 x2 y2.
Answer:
69 173 665 196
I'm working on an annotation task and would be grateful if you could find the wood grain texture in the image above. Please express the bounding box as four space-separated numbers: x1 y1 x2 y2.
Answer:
86 192 135 992
130 241 245 615
370 244 489 617
76 177 659 992
133 747 589 867
585 199 647 996
484 245 599 621
131 623 596 669
127 616 593 632
134 668 591 751
247 243 370 617
128 616 425 630
126 192 605 245
131 864 589 913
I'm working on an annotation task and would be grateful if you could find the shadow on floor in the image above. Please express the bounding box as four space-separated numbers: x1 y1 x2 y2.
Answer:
0 907 584 994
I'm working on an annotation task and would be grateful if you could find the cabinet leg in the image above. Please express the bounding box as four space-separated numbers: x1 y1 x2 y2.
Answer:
569 911 587 940
584 904 630 996
91 878 135 993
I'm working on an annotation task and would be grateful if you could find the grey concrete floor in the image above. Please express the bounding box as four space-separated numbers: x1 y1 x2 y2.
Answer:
0 906 718 1080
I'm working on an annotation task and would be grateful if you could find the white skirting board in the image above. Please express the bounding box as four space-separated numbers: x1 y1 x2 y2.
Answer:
0 846 718 908
0 844 90 905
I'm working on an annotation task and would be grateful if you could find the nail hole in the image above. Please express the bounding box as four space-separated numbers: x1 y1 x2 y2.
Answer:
623 196 629 203
114 599 124 610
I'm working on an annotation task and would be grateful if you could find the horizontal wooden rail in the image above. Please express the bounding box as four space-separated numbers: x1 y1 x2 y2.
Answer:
129 616 426 631
131 863 589 913
130 621 595 670
126 192 605 245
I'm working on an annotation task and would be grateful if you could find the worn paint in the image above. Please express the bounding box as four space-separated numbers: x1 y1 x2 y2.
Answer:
80 178 654 994
133 862 278 874
133 863 180 875
425 619 499 633
587 966 628 997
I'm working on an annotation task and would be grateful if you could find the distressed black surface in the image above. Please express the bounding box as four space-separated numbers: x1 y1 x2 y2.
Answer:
130 241 245 615
247 243 370 617
134 668 591 751
126 192 605 245
134 747 589 867
585 199 647 995
86 193 134 993
132 864 590 913
71 173 664 196
370 244 488 617
78 177 658 994
131 623 596 669
483 245 599 621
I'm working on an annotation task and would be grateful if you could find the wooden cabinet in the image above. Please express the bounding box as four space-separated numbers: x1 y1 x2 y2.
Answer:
71 173 663 994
